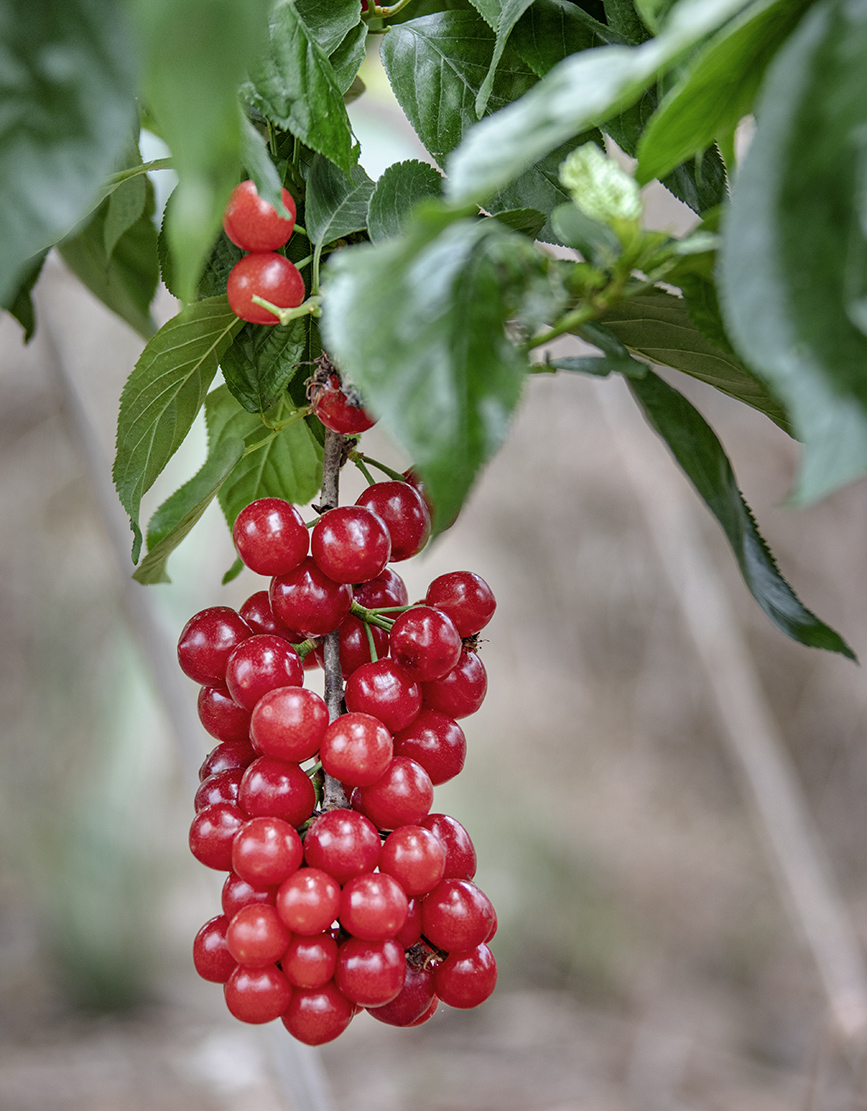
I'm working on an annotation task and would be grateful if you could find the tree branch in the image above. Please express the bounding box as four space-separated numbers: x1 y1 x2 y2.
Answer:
320 428 349 810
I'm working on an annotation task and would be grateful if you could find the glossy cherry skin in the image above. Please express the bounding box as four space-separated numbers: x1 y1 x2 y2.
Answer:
224 964 293 1023
226 903 292 968
270 557 353 638
320 711 393 787
335 937 405 1007
223 180 297 252
425 571 496 636
189 802 247 870
407 996 439 1025
250 686 329 762
395 898 423 948
310 373 376 434
379 825 447 896
421 879 495 952
238 757 316 827
393 709 466 786
193 915 237 983
355 481 431 562
277 868 341 935
178 607 251 684
419 814 477 880
194 768 244 812
281 980 354 1044
197 685 252 744
433 944 497 1009
239 590 301 640
222 872 278 920
336 616 389 678
344 659 421 733
227 253 306 325
366 966 436 1026
232 498 308 576
421 650 487 719
199 739 257 782
352 756 433 830
282 932 338 989
225 635 303 711
389 607 462 682
353 568 409 609
311 506 391 584
231 815 303 887
339 872 408 941
302 810 381 884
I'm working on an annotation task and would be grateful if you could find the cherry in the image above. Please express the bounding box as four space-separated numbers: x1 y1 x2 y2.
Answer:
239 757 316 827
177 607 251 685
239 591 301 640
421 649 487 719
309 372 376 435
197 685 253 744
223 180 297 252
352 756 433 830
270 557 353 638
193 915 237 983
226 903 292 968
419 814 477 879
302 810 381 884
320 711 393 787
407 995 439 1025
393 709 466 785
281 980 355 1044
189 802 247 870
277 868 341 935
222 872 278 920
344 659 421 733
199 739 257 781
312 506 391 584
227 252 306 325
225 634 303 711
379 825 447 896
366 965 436 1027
395 897 423 948
231 815 303 887
339 872 409 941
233 498 308 576
194 768 244 812
282 932 339 989
425 571 496 636
250 686 329 762
334 616 389 678
389 607 462 682
421 878 495 952
353 567 409 609
433 944 497 1009
224 964 293 1024
355 481 431 562
335 937 405 1007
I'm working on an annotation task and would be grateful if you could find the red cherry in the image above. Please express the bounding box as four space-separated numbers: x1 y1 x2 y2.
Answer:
366 965 436 1026
194 768 244 812
433 944 497 1009
193 915 237 983
352 756 433 830
250 686 329 763
223 180 297 252
425 571 496 636
335 937 405 1007
312 506 391 584
231 815 303 887
222 872 278 920
197 685 252 744
335 616 390 678
310 373 376 434
178 607 251 684
189 802 247 870
270 557 353 638
339 872 409 941
393 709 466 785
344 659 421 733
355 481 431 561
282 932 339 989
419 814 477 879
239 591 301 640
226 903 292 968
224 964 293 1023
421 649 487 719
227 253 306 325
353 568 409 609
302 810 381 884
379 825 446 896
281 980 354 1044
239 757 316 827
421 879 495 952
395 897 423 948
389 607 462 682
320 711 393 787
233 498 308 575
277 868 341 935
225 635 303 711
199 739 257 782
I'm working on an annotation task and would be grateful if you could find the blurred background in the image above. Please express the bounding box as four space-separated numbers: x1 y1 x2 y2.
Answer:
3 43 867 1111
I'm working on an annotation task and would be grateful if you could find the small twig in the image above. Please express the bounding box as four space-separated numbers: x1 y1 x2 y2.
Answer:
320 428 349 811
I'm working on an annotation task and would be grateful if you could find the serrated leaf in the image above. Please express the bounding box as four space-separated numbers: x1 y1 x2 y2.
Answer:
104 173 147 260
58 179 159 338
3 252 47 343
295 0 361 53
721 0 867 504
489 207 546 239
446 0 753 207
135 433 245 584
113 297 243 562
628 369 854 658
0 0 136 306
220 316 308 413
329 22 369 93
244 0 356 174
636 0 812 185
323 213 543 529
508 0 617 79
604 0 651 43
240 116 288 217
197 228 245 301
305 156 374 247
206 386 323 526
368 161 444 244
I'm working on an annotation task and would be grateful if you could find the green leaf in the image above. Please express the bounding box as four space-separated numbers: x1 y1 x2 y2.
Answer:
305 156 374 247
240 116 288 217
129 0 274 300
628 369 855 658
635 0 679 33
113 297 243 562
134 434 245 585
636 0 812 184
604 0 652 42
3 252 48 343
58 180 160 339
197 224 246 301
509 0 619 76
367 161 444 244
551 203 621 263
295 0 362 54
446 0 753 206
597 291 791 433
104 173 147 260
329 22 369 93
323 214 542 529
474 0 536 118
720 0 867 503
0 1 136 305
489 207 547 239
220 316 308 413
206 386 324 527
547 353 647 376
244 0 356 174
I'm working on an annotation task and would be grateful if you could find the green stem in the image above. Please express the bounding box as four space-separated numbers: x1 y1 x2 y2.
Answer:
370 605 416 613
364 620 379 664
353 455 377 486
311 242 324 296
349 600 395 632
356 453 407 482
250 294 322 326
294 254 312 270
523 304 597 352
104 157 174 190
293 224 308 238
242 430 279 455
292 638 319 659
267 405 312 432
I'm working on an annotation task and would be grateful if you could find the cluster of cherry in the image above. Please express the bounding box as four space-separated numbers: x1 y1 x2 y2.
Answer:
181 475 497 1044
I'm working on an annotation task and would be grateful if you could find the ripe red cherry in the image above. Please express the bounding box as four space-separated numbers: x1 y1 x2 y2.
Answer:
239 591 301 640
425 571 496 636
239 757 316 827
353 568 408 609
225 635 303 711
433 943 497 1009
222 872 278 920
355 481 431 561
334 616 389 678
310 373 376 434
281 980 354 1044
194 768 244 812
419 814 477 879
379 825 447 896
232 498 308 575
224 964 293 1024
421 650 487 719
366 965 436 1026
320 711 393 787
339 872 408 941
344 659 421 733
223 180 297 251
277 868 341 935
389 607 462 682
227 253 305 325
335 937 405 1007
231 815 303 887
189 802 247 870
270 557 353 638
178 606 251 684
193 915 237 983
395 897 422 948
226 903 292 968
250 686 329 762
282 932 338 989
302 810 381 884
311 506 391 584
352 756 433 830
393 709 466 785
421 878 495 952
197 685 252 744
199 739 257 781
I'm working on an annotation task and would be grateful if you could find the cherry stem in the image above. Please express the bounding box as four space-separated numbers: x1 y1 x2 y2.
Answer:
369 605 416 613
250 294 322 326
354 452 407 483
364 619 379 663
292 637 318 659
349 599 395 631
352 455 377 486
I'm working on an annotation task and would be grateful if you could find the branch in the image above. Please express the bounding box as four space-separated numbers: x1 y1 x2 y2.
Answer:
320 428 349 810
